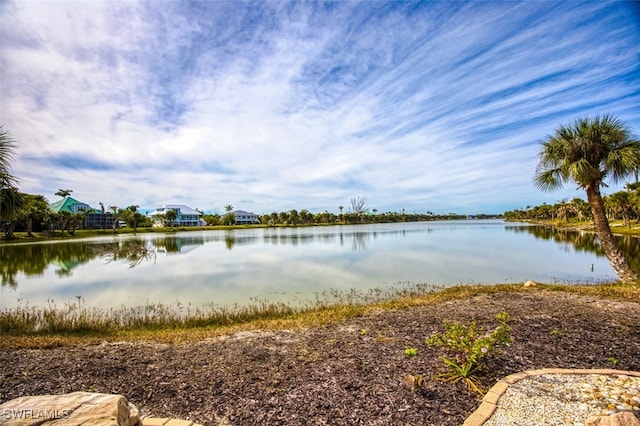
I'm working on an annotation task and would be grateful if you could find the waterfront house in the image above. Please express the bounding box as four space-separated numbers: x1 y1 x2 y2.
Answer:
149 204 205 227
48 197 114 228
233 210 260 224
49 196 91 214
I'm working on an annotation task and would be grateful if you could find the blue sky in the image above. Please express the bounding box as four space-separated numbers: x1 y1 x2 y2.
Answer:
1 1 639 215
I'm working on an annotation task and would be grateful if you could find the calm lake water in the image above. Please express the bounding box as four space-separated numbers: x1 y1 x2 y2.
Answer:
1 220 639 311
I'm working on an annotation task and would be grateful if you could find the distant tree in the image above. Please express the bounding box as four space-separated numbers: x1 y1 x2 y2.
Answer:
569 198 590 221
1 190 23 239
225 204 234 213
165 209 177 227
73 207 88 231
55 189 73 198
278 211 288 224
557 199 569 222
20 194 49 237
57 210 73 234
299 209 312 224
221 212 236 225
108 205 119 233
349 197 369 224
126 205 141 230
270 211 279 226
288 209 299 225
350 196 369 214
203 213 221 226
534 114 640 282
606 191 633 228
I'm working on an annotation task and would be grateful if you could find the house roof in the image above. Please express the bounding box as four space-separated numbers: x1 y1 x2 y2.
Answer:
49 197 89 213
150 204 202 216
233 210 257 216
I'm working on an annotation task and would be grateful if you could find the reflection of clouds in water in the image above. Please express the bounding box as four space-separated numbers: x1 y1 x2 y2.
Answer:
0 221 623 310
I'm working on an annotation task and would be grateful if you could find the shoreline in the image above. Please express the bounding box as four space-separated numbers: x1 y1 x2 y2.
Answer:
2 287 639 425
2 282 638 349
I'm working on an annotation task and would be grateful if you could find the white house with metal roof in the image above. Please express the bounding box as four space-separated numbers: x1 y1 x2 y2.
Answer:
149 204 205 227
233 210 260 224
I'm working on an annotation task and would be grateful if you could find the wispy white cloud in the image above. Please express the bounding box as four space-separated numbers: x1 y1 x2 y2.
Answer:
2 0 639 214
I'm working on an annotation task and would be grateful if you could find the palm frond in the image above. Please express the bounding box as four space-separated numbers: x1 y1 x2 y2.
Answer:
535 115 638 192
0 126 19 189
606 142 640 183
534 168 564 192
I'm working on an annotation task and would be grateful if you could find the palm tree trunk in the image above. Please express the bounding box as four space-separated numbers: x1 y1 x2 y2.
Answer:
586 186 638 283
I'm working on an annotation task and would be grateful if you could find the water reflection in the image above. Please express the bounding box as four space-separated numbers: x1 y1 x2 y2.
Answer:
90 240 157 268
154 236 207 254
505 225 640 274
1 241 97 288
220 227 429 251
0 229 391 287
3 221 638 310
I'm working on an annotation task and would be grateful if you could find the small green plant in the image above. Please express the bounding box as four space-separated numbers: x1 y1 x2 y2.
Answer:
608 357 619 365
549 328 563 336
359 328 368 336
426 311 512 395
404 347 418 357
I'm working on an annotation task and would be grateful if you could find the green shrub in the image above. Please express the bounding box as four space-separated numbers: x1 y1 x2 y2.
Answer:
426 311 512 394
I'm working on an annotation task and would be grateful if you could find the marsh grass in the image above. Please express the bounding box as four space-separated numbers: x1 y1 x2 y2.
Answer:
2 282 638 348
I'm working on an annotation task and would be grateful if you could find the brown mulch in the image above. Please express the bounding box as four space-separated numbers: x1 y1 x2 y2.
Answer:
1 290 639 426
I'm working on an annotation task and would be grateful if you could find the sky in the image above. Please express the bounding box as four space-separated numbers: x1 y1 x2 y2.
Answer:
1 1 639 215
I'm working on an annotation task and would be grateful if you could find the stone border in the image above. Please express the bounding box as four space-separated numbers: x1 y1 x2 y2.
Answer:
463 368 640 426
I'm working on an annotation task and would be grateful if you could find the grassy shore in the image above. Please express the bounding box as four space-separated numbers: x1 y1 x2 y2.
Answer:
523 218 640 235
2 282 638 349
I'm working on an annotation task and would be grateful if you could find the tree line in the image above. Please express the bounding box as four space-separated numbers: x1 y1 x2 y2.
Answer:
504 182 640 227
202 208 473 227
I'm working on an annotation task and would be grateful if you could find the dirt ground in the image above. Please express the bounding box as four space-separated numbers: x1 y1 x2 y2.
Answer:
1 289 639 426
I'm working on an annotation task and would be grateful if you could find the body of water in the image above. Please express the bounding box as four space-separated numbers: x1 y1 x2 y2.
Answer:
1 220 638 311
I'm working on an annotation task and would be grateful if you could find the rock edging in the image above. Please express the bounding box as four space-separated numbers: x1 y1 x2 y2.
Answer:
0 392 205 426
0 391 139 426
464 368 640 426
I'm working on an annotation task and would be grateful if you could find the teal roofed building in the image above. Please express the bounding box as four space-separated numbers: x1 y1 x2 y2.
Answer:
49 197 117 229
49 197 92 214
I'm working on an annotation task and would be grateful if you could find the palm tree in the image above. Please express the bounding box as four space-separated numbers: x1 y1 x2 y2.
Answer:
0 127 22 238
127 205 140 230
224 204 234 213
606 191 633 228
55 189 73 198
165 209 177 227
108 206 119 233
534 114 640 282
0 127 18 189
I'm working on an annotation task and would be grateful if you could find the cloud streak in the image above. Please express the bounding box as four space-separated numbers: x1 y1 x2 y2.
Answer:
2 0 639 214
